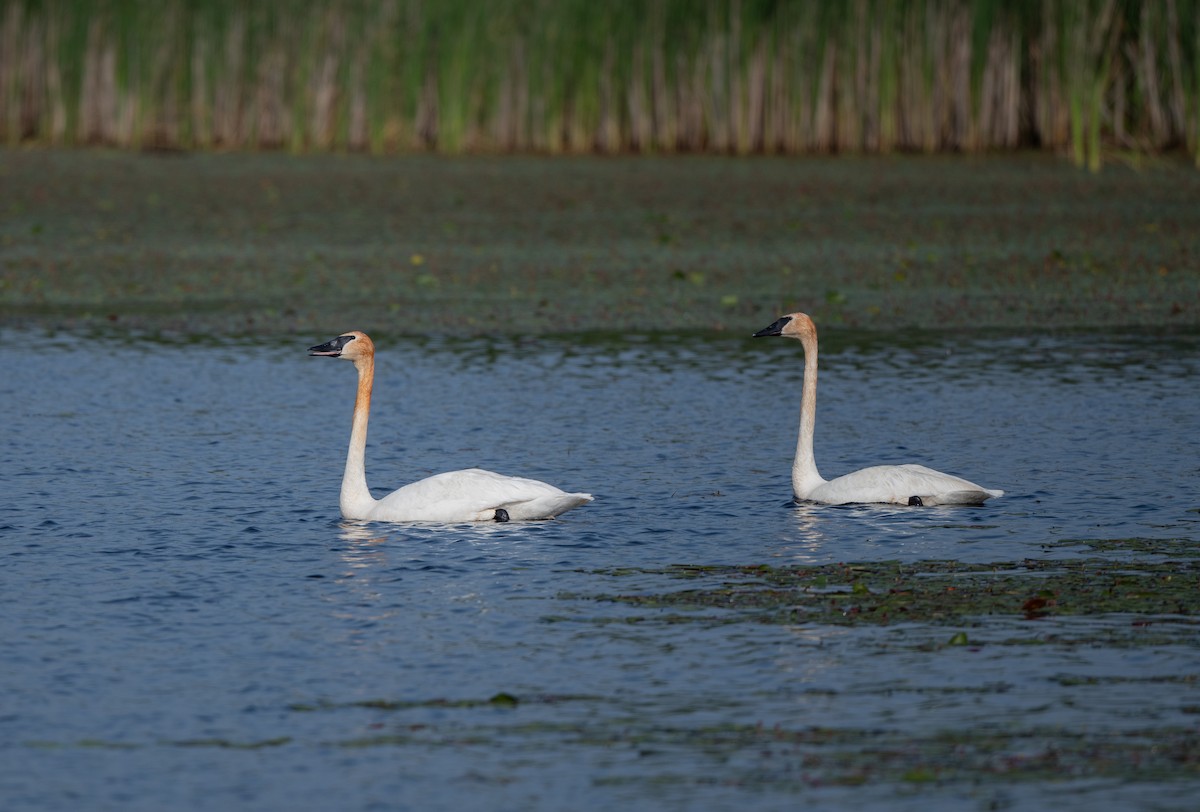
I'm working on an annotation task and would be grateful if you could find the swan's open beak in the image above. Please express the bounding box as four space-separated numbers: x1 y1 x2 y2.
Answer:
753 316 792 338
308 335 355 357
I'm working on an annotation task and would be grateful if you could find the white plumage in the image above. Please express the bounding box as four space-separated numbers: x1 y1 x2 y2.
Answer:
309 331 592 522
753 313 1003 507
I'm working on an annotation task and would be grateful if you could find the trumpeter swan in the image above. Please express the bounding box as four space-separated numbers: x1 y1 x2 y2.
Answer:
309 331 592 522
753 313 1003 507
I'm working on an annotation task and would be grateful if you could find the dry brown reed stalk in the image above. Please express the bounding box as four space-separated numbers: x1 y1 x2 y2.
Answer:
1138 1 1169 148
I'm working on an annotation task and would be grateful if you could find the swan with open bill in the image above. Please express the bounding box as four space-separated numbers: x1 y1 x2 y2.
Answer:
309 331 592 522
753 312 1003 507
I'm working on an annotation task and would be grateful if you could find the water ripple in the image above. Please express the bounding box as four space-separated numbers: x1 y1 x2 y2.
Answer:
1 328 1198 811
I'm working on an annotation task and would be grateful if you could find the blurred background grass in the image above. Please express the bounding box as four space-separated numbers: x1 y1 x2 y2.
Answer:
2 0 1199 169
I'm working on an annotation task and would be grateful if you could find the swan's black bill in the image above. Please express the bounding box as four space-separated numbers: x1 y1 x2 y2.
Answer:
753 316 792 338
309 335 356 357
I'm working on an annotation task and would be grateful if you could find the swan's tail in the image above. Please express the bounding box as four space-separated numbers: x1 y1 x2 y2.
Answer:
501 493 594 521
926 488 1003 506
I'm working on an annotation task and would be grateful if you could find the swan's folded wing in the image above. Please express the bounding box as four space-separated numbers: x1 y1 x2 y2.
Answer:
896 465 1003 504
369 468 591 522
811 464 1001 506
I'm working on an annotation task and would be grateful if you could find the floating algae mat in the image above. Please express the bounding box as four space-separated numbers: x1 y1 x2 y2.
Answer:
538 554 1200 792
574 555 1200 629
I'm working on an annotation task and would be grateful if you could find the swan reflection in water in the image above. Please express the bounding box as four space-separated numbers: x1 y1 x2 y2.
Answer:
334 518 522 584
338 521 391 548
337 519 517 548
775 498 1002 565
766 502 830 563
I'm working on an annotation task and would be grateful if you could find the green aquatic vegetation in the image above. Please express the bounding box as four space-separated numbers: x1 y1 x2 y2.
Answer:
289 692 593 713
571 558 1200 627
23 723 1200 787
1062 537 1200 557
285 698 1200 787
1050 673 1199 687
170 737 293 749
74 739 138 750
27 737 293 750
2 151 1199 336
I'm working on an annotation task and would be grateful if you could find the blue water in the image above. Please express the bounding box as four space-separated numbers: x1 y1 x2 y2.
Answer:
2 328 1198 811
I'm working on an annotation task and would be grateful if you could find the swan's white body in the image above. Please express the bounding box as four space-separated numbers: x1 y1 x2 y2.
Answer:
310 331 592 522
754 313 1003 507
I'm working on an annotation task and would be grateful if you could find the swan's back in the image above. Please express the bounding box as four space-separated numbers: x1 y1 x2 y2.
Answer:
808 464 1003 507
368 468 593 523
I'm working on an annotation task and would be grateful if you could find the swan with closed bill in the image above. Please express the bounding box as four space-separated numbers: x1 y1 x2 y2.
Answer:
753 312 1003 507
309 331 592 522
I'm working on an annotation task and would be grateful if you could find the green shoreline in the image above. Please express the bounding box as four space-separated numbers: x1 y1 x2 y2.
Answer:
2 149 1198 337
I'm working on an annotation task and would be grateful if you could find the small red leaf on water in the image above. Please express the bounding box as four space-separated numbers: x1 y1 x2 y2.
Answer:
1021 597 1048 612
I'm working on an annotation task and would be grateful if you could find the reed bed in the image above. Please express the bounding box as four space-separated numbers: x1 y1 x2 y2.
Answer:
1 0 1197 167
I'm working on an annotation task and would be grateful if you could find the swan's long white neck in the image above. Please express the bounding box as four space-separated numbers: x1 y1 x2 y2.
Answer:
341 355 379 517
792 331 826 500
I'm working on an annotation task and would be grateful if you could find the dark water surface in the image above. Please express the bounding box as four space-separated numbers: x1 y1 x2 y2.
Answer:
2 328 1198 811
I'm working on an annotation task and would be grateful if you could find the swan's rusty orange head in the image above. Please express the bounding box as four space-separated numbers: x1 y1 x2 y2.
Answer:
753 312 816 340
308 330 375 361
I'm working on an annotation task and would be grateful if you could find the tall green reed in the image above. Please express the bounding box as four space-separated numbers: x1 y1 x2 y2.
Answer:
1 0 1196 168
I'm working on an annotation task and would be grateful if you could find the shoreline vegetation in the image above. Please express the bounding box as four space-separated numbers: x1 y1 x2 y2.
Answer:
2 150 1197 336
1 1 1198 170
